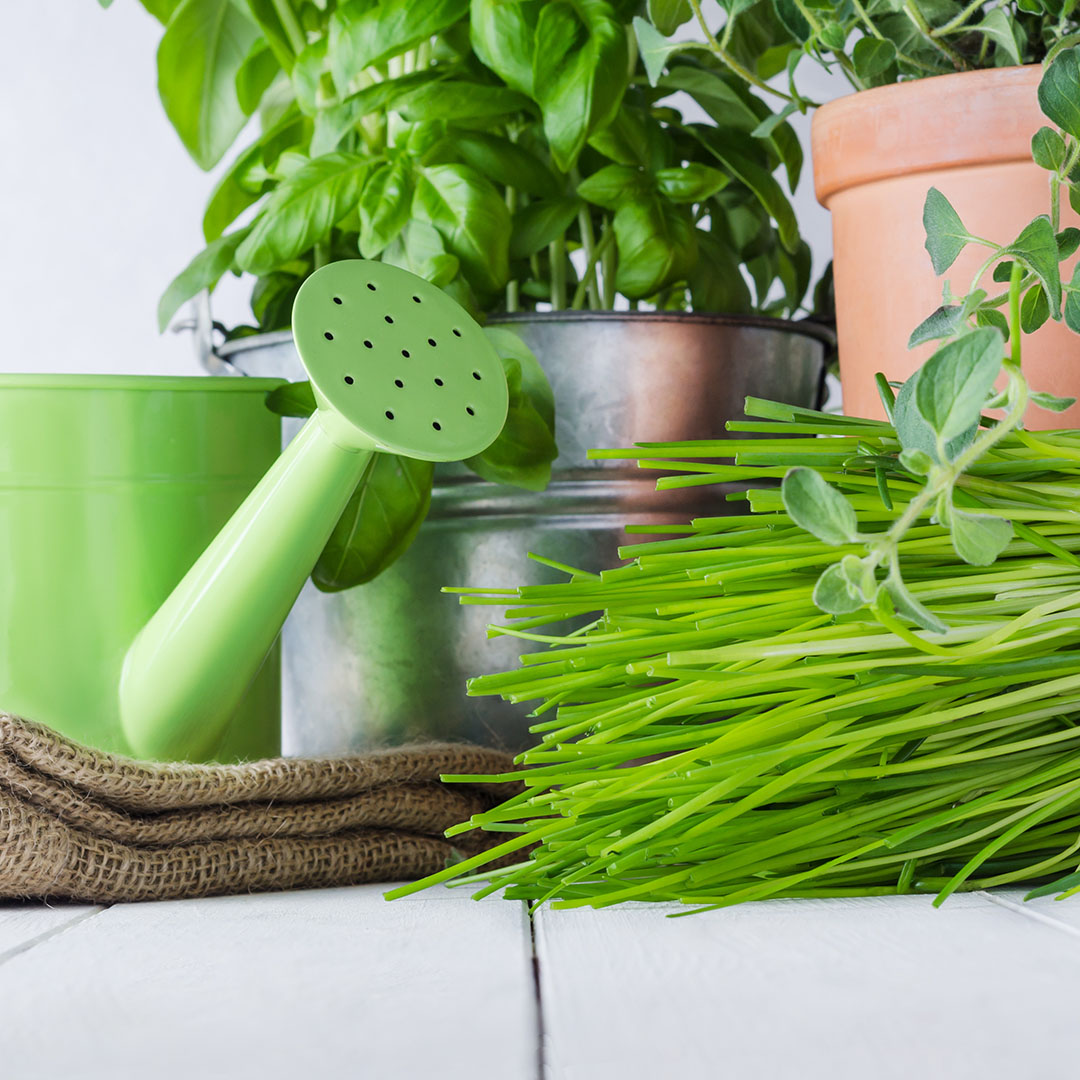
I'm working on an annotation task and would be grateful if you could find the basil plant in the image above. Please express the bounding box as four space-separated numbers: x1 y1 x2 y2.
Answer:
100 0 811 589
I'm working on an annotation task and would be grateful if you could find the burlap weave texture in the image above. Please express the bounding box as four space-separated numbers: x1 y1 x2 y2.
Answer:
0 714 515 904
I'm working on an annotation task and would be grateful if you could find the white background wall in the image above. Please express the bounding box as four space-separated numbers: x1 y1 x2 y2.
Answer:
0 3 850 377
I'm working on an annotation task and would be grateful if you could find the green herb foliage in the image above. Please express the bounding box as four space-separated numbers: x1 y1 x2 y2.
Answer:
386 50 1080 912
105 0 810 327
102 0 813 588
636 1 1080 106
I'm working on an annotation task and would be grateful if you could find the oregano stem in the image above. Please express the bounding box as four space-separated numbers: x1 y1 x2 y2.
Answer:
686 0 798 103
931 0 986 39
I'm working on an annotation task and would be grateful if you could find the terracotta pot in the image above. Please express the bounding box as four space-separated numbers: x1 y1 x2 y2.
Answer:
813 65 1080 428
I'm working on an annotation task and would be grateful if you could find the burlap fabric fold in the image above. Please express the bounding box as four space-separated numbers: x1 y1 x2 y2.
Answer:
0 714 517 904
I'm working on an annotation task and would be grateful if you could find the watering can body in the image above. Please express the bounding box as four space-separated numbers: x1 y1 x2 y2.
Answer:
1 262 507 763
0 374 284 761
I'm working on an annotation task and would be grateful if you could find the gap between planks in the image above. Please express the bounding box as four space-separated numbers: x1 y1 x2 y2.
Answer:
0 905 106 968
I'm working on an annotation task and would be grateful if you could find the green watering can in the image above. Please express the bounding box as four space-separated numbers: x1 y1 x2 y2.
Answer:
4 261 507 762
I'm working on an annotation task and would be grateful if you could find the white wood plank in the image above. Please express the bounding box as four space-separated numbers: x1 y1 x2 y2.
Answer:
0 902 101 960
0 884 538 1080
535 892 1080 1080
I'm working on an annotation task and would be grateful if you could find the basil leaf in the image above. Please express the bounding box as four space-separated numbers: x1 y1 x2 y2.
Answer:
1038 47 1080 140
781 467 859 546
1032 126 1067 172
647 0 692 36
245 0 298 71
1003 216 1063 317
413 163 511 297
590 105 667 170
328 0 468 93
654 164 729 203
448 133 562 197
310 71 446 156
613 195 698 298
533 0 629 170
157 0 259 170
312 454 435 592
236 152 373 276
922 187 973 275
690 233 753 314
235 37 280 115
465 329 557 491
381 220 461 289
157 226 251 332
577 164 645 209
266 380 316 418
913 327 1004 448
510 199 582 260
359 158 414 259
950 508 1013 566
813 563 865 615
634 15 690 85
398 81 532 123
694 127 799 253
202 107 306 241
470 0 537 96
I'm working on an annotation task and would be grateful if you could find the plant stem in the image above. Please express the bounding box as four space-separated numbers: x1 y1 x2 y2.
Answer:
270 0 307 57
600 217 616 308
1009 259 1024 369
686 0 798 104
506 187 519 313
904 0 969 70
931 0 986 38
571 227 616 309
550 236 567 310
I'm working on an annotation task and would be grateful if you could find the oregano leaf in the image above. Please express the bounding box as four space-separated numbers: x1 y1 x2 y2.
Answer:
923 188 973 275
813 563 864 615
1038 47 1080 141
781 468 859 546
1020 283 1051 334
1030 390 1077 413
883 578 948 635
950 508 1014 566
1003 216 1062 317
1032 126 1067 171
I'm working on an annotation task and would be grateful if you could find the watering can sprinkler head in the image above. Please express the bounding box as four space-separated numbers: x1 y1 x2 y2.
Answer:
119 261 508 761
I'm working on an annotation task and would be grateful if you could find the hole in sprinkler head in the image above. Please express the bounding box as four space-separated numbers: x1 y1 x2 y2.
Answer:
344 375 354 385
385 410 394 420
333 296 343 305
472 371 482 380
453 328 462 337
394 379 404 388
466 406 475 416
367 283 376 291
427 338 437 347
434 378 444 387
364 340 373 349
401 349 410 358
384 315 394 324
432 421 442 431
324 331 334 340
412 295 421 303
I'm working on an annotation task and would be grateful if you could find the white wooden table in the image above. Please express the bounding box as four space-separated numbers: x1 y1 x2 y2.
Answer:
2 885 1078 1078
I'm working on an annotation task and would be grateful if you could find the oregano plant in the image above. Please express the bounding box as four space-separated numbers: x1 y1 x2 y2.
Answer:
780 46 1080 637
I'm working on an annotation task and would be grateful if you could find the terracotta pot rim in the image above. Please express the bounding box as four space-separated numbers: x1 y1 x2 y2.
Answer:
812 63 1043 205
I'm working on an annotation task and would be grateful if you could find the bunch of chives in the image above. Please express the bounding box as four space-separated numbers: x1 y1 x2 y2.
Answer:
387 397 1080 912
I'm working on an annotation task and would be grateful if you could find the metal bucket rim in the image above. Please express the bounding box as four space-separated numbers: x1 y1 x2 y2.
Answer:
214 313 836 362
0 373 285 393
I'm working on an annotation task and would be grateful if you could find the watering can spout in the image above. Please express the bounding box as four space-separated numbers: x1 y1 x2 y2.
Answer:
119 261 508 761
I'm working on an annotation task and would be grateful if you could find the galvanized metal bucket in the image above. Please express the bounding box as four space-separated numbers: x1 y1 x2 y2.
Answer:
210 313 831 753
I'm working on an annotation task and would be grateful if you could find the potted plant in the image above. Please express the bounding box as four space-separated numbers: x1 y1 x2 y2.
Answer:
103 0 832 751
638 1 1080 425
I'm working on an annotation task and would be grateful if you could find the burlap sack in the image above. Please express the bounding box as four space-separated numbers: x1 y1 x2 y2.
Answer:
0 714 517 904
